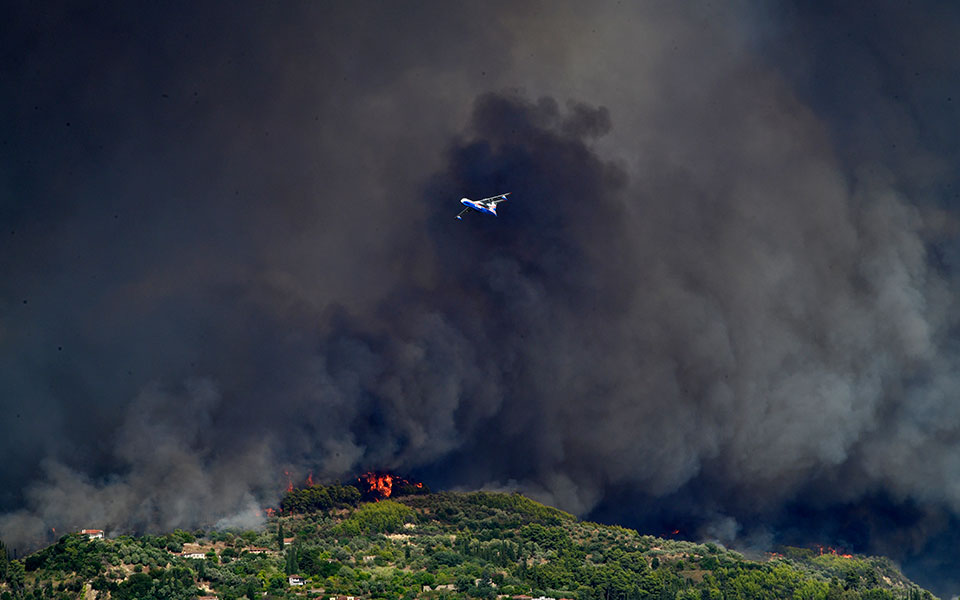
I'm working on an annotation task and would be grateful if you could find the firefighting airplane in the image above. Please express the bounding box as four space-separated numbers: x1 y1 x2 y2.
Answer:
456 193 511 220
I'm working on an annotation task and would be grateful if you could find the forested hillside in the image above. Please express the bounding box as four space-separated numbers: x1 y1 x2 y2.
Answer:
0 488 938 600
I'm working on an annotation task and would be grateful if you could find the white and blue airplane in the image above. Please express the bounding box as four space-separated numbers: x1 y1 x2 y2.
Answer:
456 193 511 220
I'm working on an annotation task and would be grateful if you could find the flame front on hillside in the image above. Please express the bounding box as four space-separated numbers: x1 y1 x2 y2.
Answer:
816 545 853 559
357 472 426 500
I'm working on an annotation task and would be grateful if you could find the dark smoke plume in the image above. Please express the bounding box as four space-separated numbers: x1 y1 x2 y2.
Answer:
7 88 958 588
4 1 960 595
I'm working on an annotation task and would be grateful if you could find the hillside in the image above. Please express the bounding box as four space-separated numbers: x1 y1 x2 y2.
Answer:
0 487 939 600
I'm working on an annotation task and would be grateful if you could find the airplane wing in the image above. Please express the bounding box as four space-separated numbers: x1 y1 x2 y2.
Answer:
479 192 511 204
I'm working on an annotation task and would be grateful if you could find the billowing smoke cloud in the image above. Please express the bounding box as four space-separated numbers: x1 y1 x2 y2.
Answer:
0 380 275 543
3 0 960 595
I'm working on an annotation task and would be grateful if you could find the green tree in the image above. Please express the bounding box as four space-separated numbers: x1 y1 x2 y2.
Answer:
244 577 263 600
285 547 300 575
277 521 286 551
5 560 24 596
268 572 287 592
327 484 361 507
114 572 153 599
172 529 195 544
0 536 7 581
342 500 414 534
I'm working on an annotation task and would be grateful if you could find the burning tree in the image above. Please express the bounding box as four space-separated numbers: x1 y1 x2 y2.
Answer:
277 472 428 514
356 472 429 501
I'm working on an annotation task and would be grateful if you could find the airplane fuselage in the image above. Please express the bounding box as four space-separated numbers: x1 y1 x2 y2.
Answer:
456 193 509 220
461 197 497 216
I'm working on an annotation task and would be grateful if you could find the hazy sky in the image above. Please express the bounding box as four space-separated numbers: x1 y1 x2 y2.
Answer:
3 1 960 594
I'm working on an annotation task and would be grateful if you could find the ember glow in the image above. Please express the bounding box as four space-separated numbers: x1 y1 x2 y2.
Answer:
816 545 854 559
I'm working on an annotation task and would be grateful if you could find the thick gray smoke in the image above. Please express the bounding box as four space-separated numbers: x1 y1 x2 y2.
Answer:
0 380 275 545
3 0 960 594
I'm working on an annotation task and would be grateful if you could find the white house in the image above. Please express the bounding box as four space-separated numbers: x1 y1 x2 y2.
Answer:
80 529 104 540
179 544 210 559
289 575 305 586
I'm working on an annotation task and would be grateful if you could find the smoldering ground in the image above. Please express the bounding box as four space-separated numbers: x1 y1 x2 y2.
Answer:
3 1 960 595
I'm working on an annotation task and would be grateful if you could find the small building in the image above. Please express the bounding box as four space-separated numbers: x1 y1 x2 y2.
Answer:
247 547 272 554
283 537 295 546
80 529 104 540
180 543 212 559
289 575 305 586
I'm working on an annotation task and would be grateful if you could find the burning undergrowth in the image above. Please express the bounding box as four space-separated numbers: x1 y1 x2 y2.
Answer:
356 472 430 502
278 472 430 514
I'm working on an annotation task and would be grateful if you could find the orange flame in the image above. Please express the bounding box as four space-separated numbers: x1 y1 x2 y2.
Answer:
307 472 314 487
356 472 427 500
816 544 853 558
284 470 293 493
359 473 395 498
